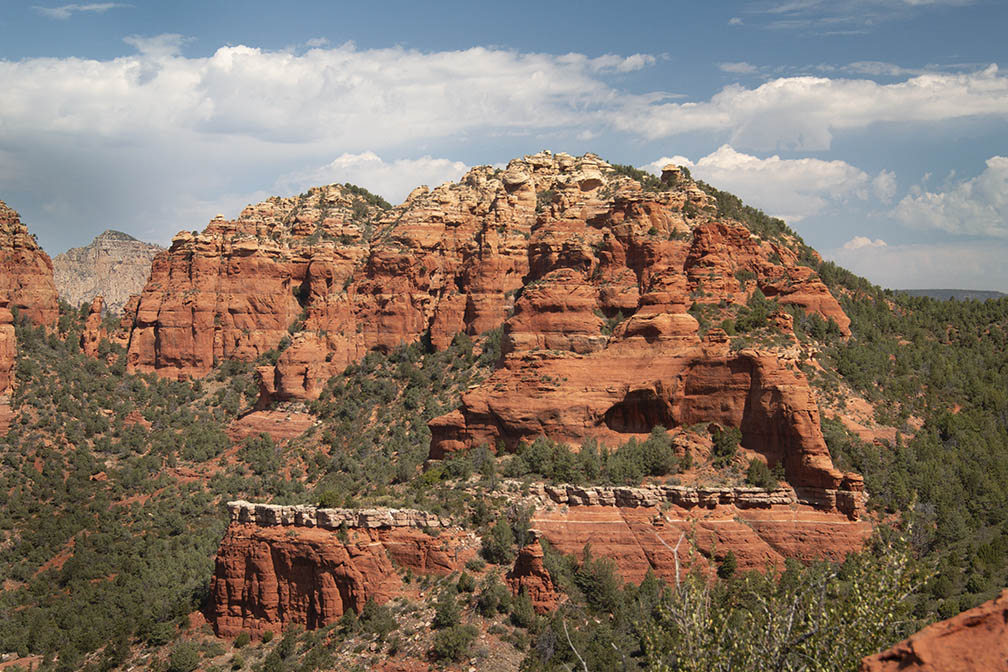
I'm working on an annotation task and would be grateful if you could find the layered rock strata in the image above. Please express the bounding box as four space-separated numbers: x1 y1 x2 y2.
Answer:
530 503 872 584
493 480 872 586
861 588 1008 672
225 500 449 530
0 200 58 329
52 229 163 314
0 201 58 419
122 154 848 406
522 481 864 519
210 502 474 638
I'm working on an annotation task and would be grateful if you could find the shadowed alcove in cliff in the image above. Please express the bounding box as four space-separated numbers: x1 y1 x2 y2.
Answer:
603 384 677 434
601 354 793 474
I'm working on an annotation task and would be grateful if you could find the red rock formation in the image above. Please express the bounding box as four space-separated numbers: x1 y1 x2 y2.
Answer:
227 411 316 444
860 589 1008 672
123 152 846 397
255 332 347 407
123 409 152 430
530 503 872 585
507 540 560 613
210 523 402 638
208 506 474 638
80 296 105 357
118 154 859 507
0 299 15 395
111 294 139 349
0 201 58 431
0 201 59 328
432 320 858 494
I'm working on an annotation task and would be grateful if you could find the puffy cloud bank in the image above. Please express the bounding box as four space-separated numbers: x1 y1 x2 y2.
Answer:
893 156 1008 237
645 145 874 222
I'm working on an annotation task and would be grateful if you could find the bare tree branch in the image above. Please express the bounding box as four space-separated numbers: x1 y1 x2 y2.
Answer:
563 617 589 672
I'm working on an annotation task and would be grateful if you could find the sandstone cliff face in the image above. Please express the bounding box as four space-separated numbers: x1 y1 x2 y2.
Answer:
530 503 871 585
860 589 1008 672
0 201 59 329
509 481 870 587
0 201 58 403
209 502 476 638
52 230 163 315
80 296 105 357
123 154 845 393
210 524 402 637
0 299 15 394
123 153 857 497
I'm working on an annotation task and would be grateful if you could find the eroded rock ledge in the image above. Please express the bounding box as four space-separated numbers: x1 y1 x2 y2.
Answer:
226 500 449 530
211 504 474 638
501 481 865 520
213 490 872 636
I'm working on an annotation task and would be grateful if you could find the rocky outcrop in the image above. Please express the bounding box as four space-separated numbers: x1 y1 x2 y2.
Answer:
530 503 872 585
860 588 1008 672
209 502 475 637
52 230 163 315
522 481 863 519
227 411 316 444
224 500 450 530
80 296 105 357
0 299 15 395
486 480 871 588
0 201 58 328
210 524 402 638
432 329 861 496
123 153 846 393
507 540 560 613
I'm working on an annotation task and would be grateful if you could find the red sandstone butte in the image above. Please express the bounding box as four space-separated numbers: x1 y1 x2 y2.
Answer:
507 540 560 613
861 588 1008 672
208 521 471 638
0 200 59 329
80 296 105 357
121 153 849 408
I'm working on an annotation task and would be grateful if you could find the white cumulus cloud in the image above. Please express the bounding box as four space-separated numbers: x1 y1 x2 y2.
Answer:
842 236 888 250
829 239 1008 291
893 156 1008 237
617 65 1008 150
872 170 898 202
645 145 872 222
276 153 469 205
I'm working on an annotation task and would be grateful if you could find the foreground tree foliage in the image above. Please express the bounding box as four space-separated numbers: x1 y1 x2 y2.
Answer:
522 532 929 672
642 533 929 672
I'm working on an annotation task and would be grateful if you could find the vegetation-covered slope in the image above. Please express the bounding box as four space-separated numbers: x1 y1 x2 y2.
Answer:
0 167 1006 670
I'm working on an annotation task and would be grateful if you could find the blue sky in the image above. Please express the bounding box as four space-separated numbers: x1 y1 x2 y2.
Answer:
2 0 1007 290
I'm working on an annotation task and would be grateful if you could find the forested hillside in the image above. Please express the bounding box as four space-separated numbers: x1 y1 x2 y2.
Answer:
0 165 1005 671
